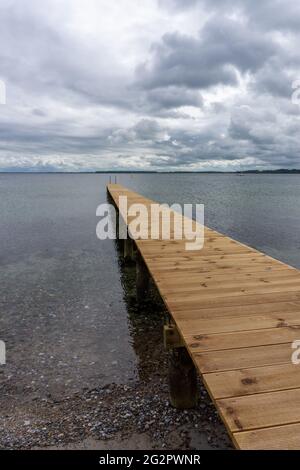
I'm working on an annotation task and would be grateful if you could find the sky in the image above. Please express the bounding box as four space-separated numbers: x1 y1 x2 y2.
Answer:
0 0 300 172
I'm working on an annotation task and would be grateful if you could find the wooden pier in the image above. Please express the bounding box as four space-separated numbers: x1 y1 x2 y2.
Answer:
107 183 300 450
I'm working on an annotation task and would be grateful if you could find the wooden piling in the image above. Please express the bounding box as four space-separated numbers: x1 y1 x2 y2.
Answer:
168 348 198 409
164 323 198 409
124 237 134 262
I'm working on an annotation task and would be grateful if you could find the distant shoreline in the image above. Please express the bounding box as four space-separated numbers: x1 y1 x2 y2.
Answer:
96 169 300 174
0 169 300 175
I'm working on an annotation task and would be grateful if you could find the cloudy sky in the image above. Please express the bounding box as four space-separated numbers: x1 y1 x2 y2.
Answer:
0 0 299 171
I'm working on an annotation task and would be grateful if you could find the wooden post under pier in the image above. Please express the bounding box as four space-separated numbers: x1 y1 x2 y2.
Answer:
164 323 198 409
123 237 135 262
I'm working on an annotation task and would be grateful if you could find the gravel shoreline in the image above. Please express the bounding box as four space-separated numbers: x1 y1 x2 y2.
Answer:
0 379 232 449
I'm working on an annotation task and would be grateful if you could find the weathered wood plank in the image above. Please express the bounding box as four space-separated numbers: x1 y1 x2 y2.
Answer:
204 364 300 399
194 343 293 373
193 343 292 373
234 423 300 450
184 326 300 352
218 388 300 432
173 301 300 320
167 291 300 311
175 311 300 335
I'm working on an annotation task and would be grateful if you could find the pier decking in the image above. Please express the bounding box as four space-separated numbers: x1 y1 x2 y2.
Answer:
107 183 300 450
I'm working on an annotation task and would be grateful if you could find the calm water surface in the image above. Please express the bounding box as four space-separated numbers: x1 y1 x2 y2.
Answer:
1 173 300 398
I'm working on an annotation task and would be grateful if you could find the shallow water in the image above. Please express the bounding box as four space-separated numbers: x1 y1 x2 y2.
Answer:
0 173 300 399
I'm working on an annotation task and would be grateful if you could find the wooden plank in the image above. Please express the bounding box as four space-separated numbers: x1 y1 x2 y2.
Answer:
175 311 300 335
155 269 299 284
144 252 255 260
154 265 291 280
203 364 300 399
152 263 286 274
218 388 300 432
234 423 300 450
163 281 300 301
144 252 266 262
147 261 287 275
140 243 253 253
172 301 300 321
194 343 293 373
183 326 300 352
160 276 300 294
167 291 300 311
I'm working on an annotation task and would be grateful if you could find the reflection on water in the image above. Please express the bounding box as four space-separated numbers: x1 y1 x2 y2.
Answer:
0 173 299 402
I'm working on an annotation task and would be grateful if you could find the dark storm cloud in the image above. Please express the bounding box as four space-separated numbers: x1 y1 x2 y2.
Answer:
252 63 295 99
164 0 300 33
146 86 203 110
133 119 162 140
136 16 278 91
